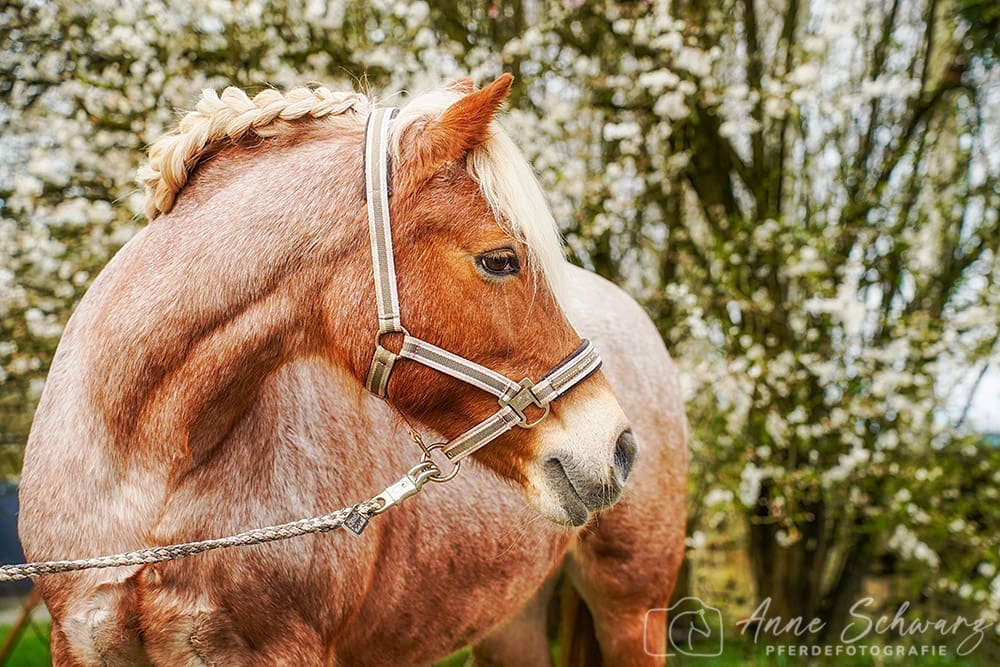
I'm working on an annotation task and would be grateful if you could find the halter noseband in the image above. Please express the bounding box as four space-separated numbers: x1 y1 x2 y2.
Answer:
362 107 602 464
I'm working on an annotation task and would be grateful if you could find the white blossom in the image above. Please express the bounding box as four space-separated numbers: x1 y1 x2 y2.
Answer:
673 46 711 78
889 525 940 568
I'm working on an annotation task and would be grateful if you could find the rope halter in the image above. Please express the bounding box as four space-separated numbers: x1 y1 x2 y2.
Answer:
362 107 602 465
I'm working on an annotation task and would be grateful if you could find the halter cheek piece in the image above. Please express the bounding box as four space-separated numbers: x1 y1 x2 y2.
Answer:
362 107 602 465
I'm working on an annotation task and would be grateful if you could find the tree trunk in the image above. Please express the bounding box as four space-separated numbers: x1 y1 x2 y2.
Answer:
747 482 830 636
749 485 878 643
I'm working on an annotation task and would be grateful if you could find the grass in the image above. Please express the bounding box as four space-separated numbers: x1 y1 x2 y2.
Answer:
0 621 50 665
436 648 472 666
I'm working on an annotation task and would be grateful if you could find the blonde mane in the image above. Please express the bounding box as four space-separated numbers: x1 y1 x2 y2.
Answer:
138 86 369 219
138 82 565 286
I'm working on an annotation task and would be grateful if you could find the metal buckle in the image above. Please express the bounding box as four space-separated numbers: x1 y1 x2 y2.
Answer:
421 442 461 482
374 325 408 354
370 459 438 516
363 442 463 524
500 378 550 428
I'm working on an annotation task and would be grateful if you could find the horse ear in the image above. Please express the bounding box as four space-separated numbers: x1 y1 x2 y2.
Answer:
405 73 513 182
447 77 475 94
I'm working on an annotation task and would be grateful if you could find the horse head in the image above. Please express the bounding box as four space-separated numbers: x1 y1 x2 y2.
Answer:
355 75 634 525
138 75 634 526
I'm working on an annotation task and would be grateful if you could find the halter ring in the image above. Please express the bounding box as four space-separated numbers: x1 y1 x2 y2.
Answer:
421 443 462 483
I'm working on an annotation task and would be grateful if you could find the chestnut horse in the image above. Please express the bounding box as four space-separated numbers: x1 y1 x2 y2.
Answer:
18 75 686 665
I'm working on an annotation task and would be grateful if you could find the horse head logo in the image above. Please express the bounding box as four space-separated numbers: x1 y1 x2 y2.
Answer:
645 596 724 657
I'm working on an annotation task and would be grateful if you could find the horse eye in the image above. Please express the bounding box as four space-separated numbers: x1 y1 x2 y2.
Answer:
477 249 520 277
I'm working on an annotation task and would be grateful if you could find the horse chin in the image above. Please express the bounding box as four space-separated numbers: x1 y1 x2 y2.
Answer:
525 486 592 527
527 460 624 527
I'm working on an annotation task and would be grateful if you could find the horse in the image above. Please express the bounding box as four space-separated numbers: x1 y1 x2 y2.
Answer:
17 74 687 666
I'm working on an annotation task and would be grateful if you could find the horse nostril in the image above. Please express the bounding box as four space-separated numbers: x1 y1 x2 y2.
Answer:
614 428 638 484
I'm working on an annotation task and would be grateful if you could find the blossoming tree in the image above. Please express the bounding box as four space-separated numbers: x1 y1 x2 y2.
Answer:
519 0 999 641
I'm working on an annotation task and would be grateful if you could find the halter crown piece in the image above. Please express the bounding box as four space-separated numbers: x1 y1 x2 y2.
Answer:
362 107 602 464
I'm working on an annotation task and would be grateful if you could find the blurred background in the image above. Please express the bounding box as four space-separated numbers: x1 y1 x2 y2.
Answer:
1 0 998 664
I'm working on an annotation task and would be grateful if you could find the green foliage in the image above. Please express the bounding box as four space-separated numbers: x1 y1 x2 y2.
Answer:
956 0 1000 60
0 621 50 665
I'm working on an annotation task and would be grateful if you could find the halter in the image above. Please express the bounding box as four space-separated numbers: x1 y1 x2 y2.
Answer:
362 107 602 465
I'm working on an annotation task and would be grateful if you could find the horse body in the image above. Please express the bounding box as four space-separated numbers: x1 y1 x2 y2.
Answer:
18 77 685 665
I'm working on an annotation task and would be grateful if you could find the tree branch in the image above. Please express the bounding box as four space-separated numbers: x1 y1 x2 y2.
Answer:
741 0 766 210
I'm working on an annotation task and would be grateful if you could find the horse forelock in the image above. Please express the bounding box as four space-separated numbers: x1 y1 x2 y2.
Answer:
391 86 566 294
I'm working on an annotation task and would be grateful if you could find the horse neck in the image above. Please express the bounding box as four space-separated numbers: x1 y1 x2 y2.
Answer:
82 128 370 468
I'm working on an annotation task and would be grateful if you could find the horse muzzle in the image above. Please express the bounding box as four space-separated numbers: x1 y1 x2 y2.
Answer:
532 427 638 526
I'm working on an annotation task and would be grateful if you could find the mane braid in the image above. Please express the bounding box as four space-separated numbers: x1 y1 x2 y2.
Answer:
137 86 370 220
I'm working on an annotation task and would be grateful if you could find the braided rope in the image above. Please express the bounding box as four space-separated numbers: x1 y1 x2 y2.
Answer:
0 499 383 583
137 86 370 220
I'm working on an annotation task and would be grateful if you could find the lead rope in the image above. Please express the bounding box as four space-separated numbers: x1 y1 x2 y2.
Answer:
0 501 380 583
0 448 460 583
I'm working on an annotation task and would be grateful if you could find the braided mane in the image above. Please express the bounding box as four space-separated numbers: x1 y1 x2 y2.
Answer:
138 86 369 220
